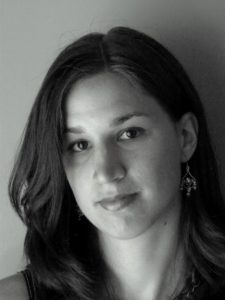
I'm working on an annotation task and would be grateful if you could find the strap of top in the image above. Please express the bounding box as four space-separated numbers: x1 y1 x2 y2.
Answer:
21 269 36 300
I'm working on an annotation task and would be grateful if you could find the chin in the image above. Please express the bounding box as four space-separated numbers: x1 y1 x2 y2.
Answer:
98 221 150 240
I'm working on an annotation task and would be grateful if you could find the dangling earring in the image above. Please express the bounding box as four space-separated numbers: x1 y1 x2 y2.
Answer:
180 162 197 197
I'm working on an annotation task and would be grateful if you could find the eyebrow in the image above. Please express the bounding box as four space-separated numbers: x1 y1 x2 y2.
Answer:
110 112 150 126
64 112 150 134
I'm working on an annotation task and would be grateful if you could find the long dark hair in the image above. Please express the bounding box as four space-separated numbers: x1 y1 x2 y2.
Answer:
9 26 225 299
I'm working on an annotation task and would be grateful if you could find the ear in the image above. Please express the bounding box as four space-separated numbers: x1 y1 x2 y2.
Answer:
176 112 198 163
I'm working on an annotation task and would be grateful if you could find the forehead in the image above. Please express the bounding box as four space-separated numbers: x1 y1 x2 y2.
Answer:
64 72 167 126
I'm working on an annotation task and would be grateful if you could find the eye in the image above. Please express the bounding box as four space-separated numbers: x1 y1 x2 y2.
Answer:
119 127 144 140
70 140 89 152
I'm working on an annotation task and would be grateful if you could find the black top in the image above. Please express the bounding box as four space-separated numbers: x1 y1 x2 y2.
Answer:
21 269 36 300
21 269 225 300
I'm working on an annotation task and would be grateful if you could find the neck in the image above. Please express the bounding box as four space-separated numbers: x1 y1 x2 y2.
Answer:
98 201 187 300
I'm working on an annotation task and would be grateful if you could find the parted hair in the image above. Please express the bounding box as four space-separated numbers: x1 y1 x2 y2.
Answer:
9 26 225 299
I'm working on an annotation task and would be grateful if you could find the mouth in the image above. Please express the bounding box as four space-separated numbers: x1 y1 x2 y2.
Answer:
98 193 138 212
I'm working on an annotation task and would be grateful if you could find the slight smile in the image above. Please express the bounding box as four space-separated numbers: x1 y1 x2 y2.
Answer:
97 193 138 212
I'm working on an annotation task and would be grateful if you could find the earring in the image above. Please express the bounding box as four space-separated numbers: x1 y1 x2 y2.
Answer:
180 162 197 197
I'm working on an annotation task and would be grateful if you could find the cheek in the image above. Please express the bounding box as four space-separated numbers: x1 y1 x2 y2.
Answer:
157 140 181 183
63 159 85 197
64 161 93 206
133 135 181 196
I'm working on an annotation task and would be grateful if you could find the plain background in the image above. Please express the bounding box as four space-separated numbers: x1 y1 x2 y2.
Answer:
1 0 225 279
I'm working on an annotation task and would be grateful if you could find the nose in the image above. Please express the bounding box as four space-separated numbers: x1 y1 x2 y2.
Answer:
93 144 126 184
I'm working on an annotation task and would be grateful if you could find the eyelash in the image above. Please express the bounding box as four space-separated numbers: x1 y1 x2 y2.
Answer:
68 127 145 153
119 127 145 140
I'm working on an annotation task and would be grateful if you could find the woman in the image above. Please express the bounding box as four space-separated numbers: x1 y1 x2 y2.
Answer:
1 26 225 300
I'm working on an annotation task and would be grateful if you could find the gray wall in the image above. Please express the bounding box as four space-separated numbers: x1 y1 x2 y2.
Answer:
1 0 225 279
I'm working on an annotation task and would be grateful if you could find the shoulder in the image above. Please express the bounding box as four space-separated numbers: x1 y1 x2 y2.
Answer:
0 273 29 300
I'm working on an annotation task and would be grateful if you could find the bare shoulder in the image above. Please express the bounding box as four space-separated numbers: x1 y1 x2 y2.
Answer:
0 273 29 300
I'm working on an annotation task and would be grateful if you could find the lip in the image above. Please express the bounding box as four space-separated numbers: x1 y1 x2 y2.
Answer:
98 193 138 212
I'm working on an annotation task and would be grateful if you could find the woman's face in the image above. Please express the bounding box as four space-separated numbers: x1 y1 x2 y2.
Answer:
63 72 184 240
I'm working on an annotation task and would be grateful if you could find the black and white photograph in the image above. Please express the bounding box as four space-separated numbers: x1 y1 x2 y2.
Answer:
1 1 225 299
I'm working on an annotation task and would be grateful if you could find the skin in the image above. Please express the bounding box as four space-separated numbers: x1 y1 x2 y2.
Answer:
62 71 198 299
0 274 29 300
